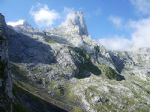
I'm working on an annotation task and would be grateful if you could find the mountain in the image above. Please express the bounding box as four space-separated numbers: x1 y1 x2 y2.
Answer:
60 11 88 36
0 12 150 112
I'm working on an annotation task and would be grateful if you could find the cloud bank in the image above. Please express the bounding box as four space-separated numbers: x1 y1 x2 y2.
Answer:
99 36 132 51
99 17 150 51
109 16 123 28
30 4 60 27
130 0 150 15
99 0 150 51
7 19 25 27
129 18 150 50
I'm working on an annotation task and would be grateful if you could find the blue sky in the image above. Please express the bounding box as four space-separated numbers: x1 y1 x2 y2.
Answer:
1 0 150 50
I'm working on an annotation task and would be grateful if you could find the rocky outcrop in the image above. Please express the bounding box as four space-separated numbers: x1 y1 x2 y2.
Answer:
60 11 88 36
0 13 13 112
111 48 150 80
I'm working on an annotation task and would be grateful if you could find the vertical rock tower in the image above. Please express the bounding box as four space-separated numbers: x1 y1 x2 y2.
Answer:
60 11 88 36
0 13 12 112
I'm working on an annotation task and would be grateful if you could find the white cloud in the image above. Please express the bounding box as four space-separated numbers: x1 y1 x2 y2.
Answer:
99 17 150 51
129 17 150 50
130 0 150 15
99 36 132 51
109 16 123 28
30 4 60 27
99 0 150 51
7 19 25 27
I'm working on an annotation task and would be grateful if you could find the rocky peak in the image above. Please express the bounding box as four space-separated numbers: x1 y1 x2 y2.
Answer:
9 20 35 33
60 11 88 36
0 13 7 39
0 13 6 26
13 20 32 29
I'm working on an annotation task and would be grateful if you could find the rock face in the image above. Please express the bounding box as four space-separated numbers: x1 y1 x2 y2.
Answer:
0 13 13 112
60 11 88 36
1 12 150 112
46 11 89 47
111 48 150 80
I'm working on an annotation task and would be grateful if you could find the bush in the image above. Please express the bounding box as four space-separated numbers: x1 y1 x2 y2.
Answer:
70 47 101 78
71 107 83 112
98 64 117 80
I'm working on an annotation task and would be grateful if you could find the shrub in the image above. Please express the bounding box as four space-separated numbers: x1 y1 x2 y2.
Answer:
98 64 117 80
70 47 101 78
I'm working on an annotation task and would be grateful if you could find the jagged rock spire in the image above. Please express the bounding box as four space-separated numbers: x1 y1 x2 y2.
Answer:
61 11 88 36
0 13 7 40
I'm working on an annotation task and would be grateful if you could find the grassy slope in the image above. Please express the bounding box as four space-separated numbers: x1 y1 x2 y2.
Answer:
13 80 72 112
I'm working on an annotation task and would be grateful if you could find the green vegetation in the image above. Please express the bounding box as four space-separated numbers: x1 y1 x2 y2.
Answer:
71 107 83 112
98 64 117 80
13 80 75 112
94 45 100 60
146 71 150 77
12 64 83 111
13 102 28 112
85 86 99 102
47 80 83 111
45 38 57 44
95 103 118 112
11 63 28 80
48 80 79 104
30 67 42 74
71 47 101 78
0 35 6 40
94 45 100 53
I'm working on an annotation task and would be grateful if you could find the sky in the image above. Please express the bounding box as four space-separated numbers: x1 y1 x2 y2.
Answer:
0 0 150 51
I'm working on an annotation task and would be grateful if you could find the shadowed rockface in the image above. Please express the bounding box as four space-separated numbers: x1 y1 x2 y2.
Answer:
70 47 101 79
7 28 57 64
13 82 69 112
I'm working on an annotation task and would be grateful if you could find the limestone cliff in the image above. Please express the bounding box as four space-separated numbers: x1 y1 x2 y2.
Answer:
0 13 13 112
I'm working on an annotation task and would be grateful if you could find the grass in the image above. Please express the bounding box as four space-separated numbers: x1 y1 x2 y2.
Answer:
11 63 28 80
12 62 84 111
13 80 72 111
70 47 101 78
94 45 100 60
48 80 81 106
13 102 28 112
98 64 118 80
13 79 84 112
45 38 57 44
71 107 83 112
